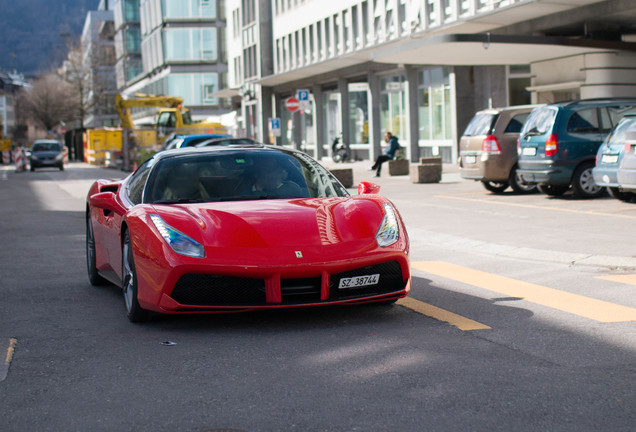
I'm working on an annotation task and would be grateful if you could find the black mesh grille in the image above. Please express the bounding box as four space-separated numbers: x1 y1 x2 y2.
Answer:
281 277 322 303
330 261 405 300
171 274 266 306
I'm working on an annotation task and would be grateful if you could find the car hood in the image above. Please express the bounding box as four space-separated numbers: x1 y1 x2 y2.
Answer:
148 197 391 259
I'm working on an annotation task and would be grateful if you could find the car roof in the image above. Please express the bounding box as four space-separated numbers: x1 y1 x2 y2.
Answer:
153 143 290 162
32 139 60 144
180 133 231 141
550 98 636 107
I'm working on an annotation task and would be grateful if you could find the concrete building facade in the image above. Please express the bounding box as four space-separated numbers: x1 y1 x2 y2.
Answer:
225 0 636 164
113 0 231 123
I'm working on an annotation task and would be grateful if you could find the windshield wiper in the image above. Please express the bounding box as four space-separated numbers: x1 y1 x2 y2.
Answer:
153 198 206 204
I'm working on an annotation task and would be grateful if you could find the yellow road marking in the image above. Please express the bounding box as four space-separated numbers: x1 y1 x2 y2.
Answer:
5 338 17 365
397 297 491 331
597 274 636 285
434 194 636 220
413 261 636 323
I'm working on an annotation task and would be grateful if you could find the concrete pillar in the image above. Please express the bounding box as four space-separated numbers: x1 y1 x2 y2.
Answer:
368 71 381 161
312 84 325 159
338 77 350 154
259 86 273 144
405 65 419 162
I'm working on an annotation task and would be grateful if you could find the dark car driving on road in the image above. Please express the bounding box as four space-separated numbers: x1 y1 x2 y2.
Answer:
29 139 64 171
517 99 636 198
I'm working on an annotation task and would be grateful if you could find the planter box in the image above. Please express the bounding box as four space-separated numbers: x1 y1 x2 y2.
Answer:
410 163 442 183
388 159 409 176
329 168 353 188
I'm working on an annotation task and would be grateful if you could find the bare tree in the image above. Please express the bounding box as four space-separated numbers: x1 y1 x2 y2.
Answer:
19 74 77 131
61 40 117 129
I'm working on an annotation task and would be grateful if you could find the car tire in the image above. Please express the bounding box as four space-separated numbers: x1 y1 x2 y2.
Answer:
572 163 605 199
608 187 635 202
122 230 151 323
481 181 508 194
509 166 537 194
86 215 108 286
537 184 569 196
59 164 64 171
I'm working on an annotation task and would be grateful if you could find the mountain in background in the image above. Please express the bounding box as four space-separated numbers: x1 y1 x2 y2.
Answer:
0 0 100 76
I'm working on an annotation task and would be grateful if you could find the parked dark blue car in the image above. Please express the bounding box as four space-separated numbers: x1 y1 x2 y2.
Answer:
517 99 636 198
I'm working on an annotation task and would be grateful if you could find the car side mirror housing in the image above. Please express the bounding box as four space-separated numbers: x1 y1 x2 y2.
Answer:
89 192 125 216
358 181 381 195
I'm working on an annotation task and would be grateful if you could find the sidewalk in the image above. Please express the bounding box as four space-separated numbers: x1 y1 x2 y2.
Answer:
320 159 463 186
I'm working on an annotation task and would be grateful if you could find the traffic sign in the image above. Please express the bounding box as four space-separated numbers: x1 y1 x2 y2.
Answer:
269 118 281 137
297 89 309 101
285 97 300 112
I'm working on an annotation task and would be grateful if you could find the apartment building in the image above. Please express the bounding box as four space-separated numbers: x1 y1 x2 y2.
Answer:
112 0 230 124
113 0 144 90
81 3 118 128
227 0 636 163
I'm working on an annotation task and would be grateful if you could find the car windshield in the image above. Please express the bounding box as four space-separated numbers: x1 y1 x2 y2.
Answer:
145 149 350 204
32 142 60 152
520 107 557 136
463 113 497 136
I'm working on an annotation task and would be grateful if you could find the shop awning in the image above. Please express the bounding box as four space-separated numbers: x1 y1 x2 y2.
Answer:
257 33 636 88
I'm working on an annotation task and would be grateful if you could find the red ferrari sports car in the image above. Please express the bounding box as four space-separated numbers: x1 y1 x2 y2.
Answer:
86 144 410 322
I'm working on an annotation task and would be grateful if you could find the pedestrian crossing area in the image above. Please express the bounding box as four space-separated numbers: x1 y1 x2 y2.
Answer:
399 261 636 331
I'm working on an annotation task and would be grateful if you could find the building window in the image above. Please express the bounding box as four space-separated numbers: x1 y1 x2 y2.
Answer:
164 28 218 61
418 66 452 142
164 0 217 19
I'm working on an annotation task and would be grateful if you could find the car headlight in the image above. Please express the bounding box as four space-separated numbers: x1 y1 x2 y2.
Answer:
150 214 205 258
55 153 63 160
375 203 399 247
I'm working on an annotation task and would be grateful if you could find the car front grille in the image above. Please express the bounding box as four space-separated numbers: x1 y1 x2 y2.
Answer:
170 260 406 307
171 274 266 306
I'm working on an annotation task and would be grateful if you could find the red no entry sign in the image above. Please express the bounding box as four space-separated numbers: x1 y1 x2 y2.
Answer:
285 97 300 112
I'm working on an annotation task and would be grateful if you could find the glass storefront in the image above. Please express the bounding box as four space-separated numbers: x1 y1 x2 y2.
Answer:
348 83 369 146
417 66 453 161
380 75 407 145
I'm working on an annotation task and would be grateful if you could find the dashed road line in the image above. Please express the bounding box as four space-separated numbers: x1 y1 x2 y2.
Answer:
597 274 636 285
413 261 636 323
397 297 491 331
1 338 17 382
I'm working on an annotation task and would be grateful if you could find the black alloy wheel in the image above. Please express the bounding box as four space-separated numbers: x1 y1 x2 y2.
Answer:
481 180 508 193
537 184 569 196
86 214 107 286
122 230 151 323
509 166 537 194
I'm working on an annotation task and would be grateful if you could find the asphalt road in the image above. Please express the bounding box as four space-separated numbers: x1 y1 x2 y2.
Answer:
0 161 635 432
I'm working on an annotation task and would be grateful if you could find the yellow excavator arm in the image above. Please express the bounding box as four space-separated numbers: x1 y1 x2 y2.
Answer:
115 93 185 129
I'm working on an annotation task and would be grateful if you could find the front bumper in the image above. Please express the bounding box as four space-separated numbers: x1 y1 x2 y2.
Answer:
136 244 411 313
618 168 636 192
592 165 619 188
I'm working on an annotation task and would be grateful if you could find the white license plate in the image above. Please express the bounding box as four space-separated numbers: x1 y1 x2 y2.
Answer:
522 147 537 156
338 274 380 289
601 154 619 164
463 155 477 164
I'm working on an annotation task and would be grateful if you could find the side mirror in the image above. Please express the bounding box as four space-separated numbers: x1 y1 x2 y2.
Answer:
358 181 381 195
89 191 125 216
